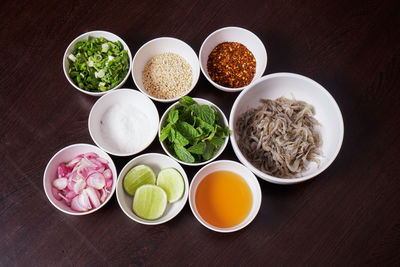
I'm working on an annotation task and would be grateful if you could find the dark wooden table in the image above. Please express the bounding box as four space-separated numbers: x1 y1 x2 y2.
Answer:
1 0 399 265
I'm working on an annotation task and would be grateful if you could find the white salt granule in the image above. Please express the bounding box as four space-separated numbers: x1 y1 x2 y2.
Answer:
100 104 150 154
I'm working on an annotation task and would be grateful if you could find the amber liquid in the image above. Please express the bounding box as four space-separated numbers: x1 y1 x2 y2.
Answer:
195 171 253 228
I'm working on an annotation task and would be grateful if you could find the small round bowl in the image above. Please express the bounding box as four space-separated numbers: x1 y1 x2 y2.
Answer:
199 26 267 92
88 89 159 157
116 153 189 225
189 160 262 233
43 143 117 215
63 30 132 96
159 97 229 166
131 37 200 102
229 73 344 184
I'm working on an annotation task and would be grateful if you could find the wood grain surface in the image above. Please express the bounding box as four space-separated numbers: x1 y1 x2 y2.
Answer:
1 0 399 266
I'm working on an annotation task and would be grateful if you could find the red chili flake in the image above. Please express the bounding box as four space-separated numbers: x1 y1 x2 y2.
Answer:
207 42 256 88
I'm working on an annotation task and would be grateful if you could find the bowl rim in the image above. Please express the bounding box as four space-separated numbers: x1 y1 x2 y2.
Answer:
188 160 262 233
158 97 230 166
88 88 159 157
229 72 344 184
115 152 189 225
131 36 200 103
199 26 267 92
43 143 117 215
63 30 133 96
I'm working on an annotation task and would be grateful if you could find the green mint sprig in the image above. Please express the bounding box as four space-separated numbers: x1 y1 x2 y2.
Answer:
160 96 230 163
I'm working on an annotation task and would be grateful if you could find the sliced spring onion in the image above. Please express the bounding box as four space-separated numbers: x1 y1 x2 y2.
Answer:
68 36 129 92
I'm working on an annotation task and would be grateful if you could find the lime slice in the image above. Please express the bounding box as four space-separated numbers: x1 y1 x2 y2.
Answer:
123 165 156 196
156 168 184 203
132 185 167 220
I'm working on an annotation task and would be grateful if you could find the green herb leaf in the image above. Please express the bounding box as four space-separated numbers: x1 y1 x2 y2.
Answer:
159 123 171 142
187 142 206 155
174 144 195 163
210 136 225 147
173 131 189 147
179 96 196 107
168 108 179 124
202 141 216 161
198 105 215 125
177 121 198 141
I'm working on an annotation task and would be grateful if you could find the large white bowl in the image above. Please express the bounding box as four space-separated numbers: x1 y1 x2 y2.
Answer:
132 37 200 102
63 30 132 96
189 160 262 233
230 73 344 184
199 26 267 92
88 89 159 156
43 143 117 215
116 153 189 225
159 98 229 166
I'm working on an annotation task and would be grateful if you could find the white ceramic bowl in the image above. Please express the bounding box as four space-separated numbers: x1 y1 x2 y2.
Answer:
189 160 262 233
88 89 159 156
63 30 132 96
199 26 267 92
43 143 117 215
229 73 344 184
159 97 229 166
131 37 200 102
116 153 189 225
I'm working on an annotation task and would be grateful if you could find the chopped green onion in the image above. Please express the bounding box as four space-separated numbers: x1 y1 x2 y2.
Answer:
68 36 129 92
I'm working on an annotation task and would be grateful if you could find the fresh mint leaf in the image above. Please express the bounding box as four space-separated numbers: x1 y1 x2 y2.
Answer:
174 144 195 163
177 121 198 141
179 96 196 107
210 136 225 147
197 118 214 134
168 108 179 124
202 141 215 161
168 127 176 143
159 123 172 142
187 142 206 155
198 105 215 125
173 130 189 146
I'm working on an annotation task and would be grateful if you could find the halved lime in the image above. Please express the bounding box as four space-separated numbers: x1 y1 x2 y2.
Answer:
132 185 167 220
156 168 184 203
123 165 156 196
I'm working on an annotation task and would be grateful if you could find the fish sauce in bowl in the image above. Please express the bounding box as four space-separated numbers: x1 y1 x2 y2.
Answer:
195 171 252 228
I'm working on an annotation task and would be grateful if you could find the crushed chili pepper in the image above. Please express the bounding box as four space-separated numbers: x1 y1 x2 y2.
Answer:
207 42 256 88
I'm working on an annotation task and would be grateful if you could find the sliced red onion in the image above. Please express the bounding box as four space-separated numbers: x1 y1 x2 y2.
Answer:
85 187 101 208
66 154 83 169
52 152 112 212
100 188 108 203
52 188 62 201
84 152 98 159
58 163 69 178
103 169 112 179
97 157 109 165
53 178 68 190
87 172 105 189
71 191 91 212
65 190 77 200
73 178 86 194
105 178 113 189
